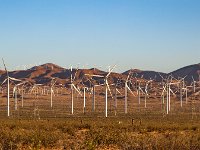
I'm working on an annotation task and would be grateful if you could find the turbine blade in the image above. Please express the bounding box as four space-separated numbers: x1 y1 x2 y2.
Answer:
70 66 73 82
16 82 24 87
106 82 113 99
126 70 132 82
169 88 176 95
158 73 164 80
106 64 116 77
139 87 145 95
2 58 9 77
84 74 104 78
126 84 135 96
73 66 79 82
192 76 195 82
116 88 122 95
1 78 8 85
9 77 22 82
72 84 82 96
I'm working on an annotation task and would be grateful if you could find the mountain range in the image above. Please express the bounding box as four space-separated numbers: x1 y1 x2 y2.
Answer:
0 63 199 86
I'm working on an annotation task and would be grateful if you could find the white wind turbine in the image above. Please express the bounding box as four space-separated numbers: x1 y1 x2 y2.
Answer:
159 73 171 114
82 86 87 114
159 74 169 114
160 76 170 115
84 75 96 112
2 58 10 117
12 81 29 110
68 66 82 115
104 65 116 117
136 79 145 111
179 76 187 106
144 80 152 108
161 83 167 112
50 78 57 108
80 78 89 114
165 75 172 114
182 86 189 104
85 65 116 117
124 70 135 114
19 81 29 108
162 74 179 114
13 85 18 110
191 76 196 93
13 82 23 110
75 75 91 114
167 81 179 113
2 58 21 117
84 74 104 113
114 78 123 116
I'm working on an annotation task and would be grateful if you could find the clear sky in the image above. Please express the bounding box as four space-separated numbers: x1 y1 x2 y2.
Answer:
0 0 199 73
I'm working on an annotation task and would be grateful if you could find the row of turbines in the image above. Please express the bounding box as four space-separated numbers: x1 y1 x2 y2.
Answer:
0 59 199 118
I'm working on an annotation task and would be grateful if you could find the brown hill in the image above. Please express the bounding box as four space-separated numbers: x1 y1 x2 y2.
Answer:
123 69 167 82
169 63 200 83
0 70 5 75
0 63 199 86
0 63 126 86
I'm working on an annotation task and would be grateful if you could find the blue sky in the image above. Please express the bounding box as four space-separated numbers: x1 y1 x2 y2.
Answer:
0 0 199 73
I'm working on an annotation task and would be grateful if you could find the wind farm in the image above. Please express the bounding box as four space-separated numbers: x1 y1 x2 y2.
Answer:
1 0 200 149
0 61 200 149
0 62 199 117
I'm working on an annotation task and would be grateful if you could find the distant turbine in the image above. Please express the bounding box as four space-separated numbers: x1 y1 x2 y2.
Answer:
50 78 57 108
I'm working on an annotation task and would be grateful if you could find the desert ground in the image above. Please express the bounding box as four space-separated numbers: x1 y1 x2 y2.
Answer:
0 89 200 149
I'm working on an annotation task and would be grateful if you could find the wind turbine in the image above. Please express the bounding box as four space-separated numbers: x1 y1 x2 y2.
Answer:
80 78 89 114
191 76 196 93
179 76 187 106
11 81 29 110
84 74 105 113
159 73 174 114
124 70 135 114
84 75 96 112
168 81 178 113
2 58 10 117
50 78 57 108
162 76 170 115
1 59 21 116
114 78 122 116
136 79 145 111
182 86 188 104
161 83 167 113
12 82 22 110
104 65 117 117
162 74 179 114
144 80 152 108
68 66 82 115
83 86 87 114
20 81 29 108
85 65 116 117
13 85 18 110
